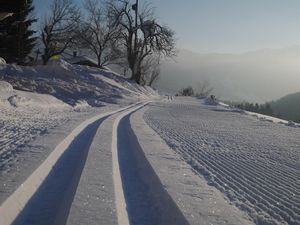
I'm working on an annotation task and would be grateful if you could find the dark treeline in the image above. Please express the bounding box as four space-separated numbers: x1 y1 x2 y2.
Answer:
225 98 300 123
233 102 275 117
0 0 37 65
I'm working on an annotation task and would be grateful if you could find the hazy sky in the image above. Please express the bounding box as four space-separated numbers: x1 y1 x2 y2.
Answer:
34 0 300 53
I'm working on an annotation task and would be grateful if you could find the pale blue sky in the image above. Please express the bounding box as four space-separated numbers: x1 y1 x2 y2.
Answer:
33 0 300 53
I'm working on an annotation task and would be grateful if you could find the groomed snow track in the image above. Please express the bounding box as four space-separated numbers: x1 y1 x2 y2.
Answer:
0 101 188 225
116 113 189 225
144 99 300 225
0 102 142 225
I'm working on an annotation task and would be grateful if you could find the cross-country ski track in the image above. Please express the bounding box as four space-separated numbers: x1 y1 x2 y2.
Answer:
0 100 198 225
2 97 298 225
0 102 148 225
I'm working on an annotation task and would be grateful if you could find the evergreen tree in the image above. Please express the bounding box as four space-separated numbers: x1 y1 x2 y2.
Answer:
254 103 259 112
0 0 37 64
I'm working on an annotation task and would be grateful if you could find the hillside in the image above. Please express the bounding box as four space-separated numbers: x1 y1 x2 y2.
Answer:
271 92 300 123
0 59 157 107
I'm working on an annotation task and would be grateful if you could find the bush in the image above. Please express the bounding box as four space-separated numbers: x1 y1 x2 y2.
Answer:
178 86 194 96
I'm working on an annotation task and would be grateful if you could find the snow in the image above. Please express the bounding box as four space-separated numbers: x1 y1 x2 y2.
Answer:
0 103 143 225
111 103 153 225
245 111 300 127
0 88 72 176
144 97 300 225
0 81 13 92
1 58 299 225
67 115 118 225
0 59 158 106
117 107 190 225
0 59 157 175
131 107 253 225
0 59 159 224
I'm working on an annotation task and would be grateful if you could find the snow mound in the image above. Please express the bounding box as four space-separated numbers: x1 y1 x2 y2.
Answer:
0 81 13 92
0 80 69 108
48 58 72 71
204 96 218 105
287 120 300 128
6 91 68 108
7 95 29 107
0 59 159 106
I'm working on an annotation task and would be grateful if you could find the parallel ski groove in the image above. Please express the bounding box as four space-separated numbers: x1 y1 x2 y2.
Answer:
144 101 300 225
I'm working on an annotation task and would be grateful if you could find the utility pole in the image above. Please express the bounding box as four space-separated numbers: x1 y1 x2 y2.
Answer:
132 0 138 53
132 0 139 76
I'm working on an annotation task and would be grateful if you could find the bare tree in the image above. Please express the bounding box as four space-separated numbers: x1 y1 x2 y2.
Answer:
195 80 213 97
41 0 80 65
147 63 160 86
140 55 160 86
77 0 120 68
179 86 194 96
108 0 176 84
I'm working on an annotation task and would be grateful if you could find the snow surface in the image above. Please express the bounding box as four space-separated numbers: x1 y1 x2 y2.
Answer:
0 82 72 177
2 58 299 225
131 107 253 225
0 61 158 217
144 97 300 225
66 115 119 225
0 59 158 106
0 103 143 225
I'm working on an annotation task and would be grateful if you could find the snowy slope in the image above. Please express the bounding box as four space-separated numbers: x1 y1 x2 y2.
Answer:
144 97 300 225
0 59 158 106
0 62 158 211
0 58 158 173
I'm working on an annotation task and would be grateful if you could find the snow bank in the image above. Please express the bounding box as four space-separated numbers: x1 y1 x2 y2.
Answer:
0 80 69 109
0 81 13 92
0 59 159 107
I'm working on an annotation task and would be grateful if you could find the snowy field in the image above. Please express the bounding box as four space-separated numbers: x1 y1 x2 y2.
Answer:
144 97 300 225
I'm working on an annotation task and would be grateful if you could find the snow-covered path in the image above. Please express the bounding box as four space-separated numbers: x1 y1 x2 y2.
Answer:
144 97 300 225
1 96 299 225
0 102 146 225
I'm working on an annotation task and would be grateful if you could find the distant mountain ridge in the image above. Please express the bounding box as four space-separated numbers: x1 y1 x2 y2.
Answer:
156 46 300 102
